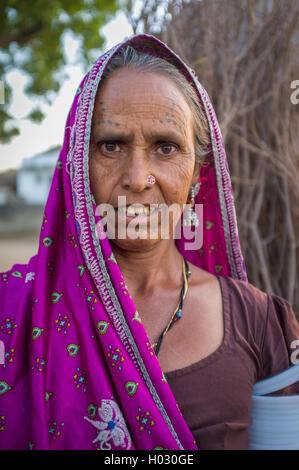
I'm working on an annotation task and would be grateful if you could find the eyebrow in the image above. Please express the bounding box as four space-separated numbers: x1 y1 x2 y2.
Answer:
92 128 185 145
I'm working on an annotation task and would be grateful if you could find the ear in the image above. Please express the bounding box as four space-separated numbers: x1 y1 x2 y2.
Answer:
191 161 201 186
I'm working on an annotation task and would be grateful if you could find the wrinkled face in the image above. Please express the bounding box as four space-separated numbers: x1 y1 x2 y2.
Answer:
89 68 200 252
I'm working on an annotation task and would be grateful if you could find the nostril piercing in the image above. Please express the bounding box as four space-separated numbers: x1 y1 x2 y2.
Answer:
146 175 156 185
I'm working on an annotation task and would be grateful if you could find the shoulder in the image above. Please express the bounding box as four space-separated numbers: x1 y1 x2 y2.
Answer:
217 274 298 336
190 265 269 317
218 275 269 312
219 275 298 328
219 275 299 379
214 275 269 347
187 265 269 324
189 265 299 380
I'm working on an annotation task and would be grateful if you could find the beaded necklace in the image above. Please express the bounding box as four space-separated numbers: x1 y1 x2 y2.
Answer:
152 257 190 357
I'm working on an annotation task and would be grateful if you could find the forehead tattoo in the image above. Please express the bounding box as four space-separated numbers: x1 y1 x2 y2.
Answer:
93 95 188 137
163 105 185 131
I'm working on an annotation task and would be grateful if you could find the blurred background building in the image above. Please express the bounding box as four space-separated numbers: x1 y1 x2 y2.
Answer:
16 146 59 205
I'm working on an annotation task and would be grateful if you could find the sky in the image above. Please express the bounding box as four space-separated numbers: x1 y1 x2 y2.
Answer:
0 11 133 173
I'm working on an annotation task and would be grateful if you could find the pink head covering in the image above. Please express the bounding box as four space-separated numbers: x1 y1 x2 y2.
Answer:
0 34 246 450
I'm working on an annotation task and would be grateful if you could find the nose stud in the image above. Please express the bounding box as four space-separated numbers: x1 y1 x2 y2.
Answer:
146 175 156 185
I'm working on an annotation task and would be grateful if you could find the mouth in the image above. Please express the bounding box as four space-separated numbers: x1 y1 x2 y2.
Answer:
114 203 160 220
102 202 180 240
117 204 157 216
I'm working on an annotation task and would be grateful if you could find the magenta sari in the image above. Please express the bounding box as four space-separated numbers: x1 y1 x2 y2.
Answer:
0 34 247 450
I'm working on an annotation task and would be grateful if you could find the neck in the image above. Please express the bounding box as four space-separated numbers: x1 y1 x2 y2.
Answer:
111 240 183 297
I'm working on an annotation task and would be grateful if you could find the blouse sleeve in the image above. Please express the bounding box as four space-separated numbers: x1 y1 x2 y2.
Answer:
259 293 299 394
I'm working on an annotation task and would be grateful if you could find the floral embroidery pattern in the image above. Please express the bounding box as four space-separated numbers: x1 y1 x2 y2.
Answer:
146 341 154 357
97 321 110 335
132 311 142 323
64 233 78 248
25 272 35 283
84 399 132 450
1 273 8 284
120 281 129 296
32 354 47 373
73 368 88 392
0 381 11 395
42 237 53 247
136 408 155 434
1 348 15 368
32 327 44 341
48 421 64 441
51 292 63 304
11 271 22 278
0 318 18 335
83 287 98 311
67 343 80 357
107 346 125 370
45 392 53 402
77 264 86 277
125 381 139 397
55 312 71 334
87 404 97 419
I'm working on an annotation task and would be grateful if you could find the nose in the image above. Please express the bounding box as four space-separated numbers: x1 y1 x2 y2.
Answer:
120 149 153 192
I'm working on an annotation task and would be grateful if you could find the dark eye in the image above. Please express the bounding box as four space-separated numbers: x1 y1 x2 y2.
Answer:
99 142 121 153
158 144 177 155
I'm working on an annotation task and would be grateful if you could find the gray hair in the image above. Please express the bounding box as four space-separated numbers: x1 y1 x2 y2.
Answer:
101 45 210 165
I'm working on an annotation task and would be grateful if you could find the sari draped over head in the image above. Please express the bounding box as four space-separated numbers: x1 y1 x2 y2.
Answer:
0 34 247 450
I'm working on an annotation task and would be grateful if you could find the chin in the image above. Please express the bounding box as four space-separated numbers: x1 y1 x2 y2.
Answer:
110 236 162 253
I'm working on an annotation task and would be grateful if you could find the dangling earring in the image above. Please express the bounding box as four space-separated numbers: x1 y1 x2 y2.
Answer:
183 182 200 227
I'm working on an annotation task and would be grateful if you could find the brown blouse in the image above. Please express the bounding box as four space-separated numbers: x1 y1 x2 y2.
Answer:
165 275 299 450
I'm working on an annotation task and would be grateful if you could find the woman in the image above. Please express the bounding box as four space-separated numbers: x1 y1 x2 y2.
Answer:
0 34 298 450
